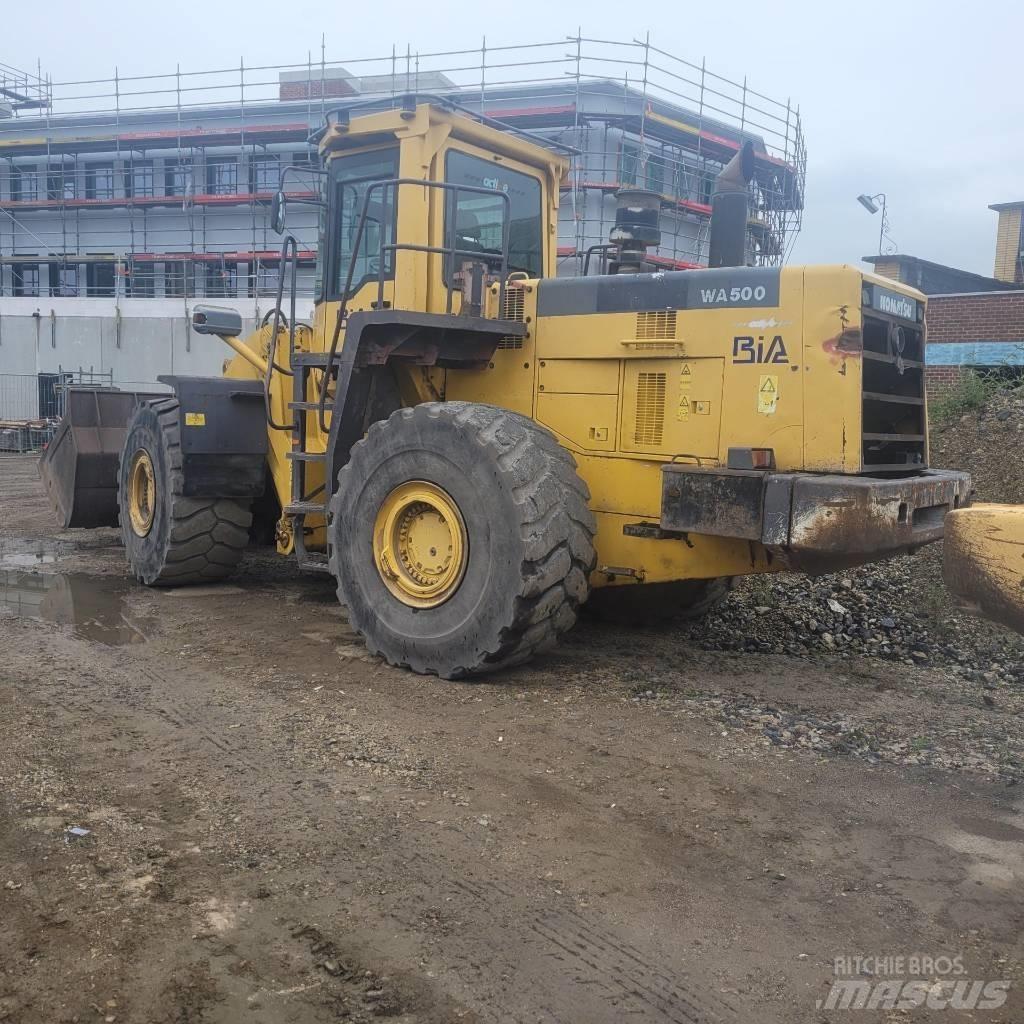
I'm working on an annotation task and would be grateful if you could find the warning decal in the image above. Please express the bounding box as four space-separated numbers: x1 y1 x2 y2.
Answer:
757 375 778 415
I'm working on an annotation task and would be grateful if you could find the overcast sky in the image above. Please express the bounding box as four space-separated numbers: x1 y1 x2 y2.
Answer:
6 0 1023 276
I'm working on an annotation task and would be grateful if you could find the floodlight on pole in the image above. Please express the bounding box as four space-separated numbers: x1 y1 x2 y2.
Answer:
856 192 894 255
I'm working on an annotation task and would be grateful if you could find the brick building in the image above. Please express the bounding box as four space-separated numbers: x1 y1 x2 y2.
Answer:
923 291 1024 396
863 254 1018 296
991 201 1024 285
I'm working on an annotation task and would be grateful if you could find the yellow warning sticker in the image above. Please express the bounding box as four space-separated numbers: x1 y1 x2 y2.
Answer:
185 412 206 427
758 375 778 415
679 362 693 382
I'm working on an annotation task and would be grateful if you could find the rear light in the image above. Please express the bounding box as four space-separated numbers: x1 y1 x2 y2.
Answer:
727 447 775 470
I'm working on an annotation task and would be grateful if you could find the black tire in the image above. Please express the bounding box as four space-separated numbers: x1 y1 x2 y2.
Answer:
584 577 733 627
118 398 252 587
329 402 597 679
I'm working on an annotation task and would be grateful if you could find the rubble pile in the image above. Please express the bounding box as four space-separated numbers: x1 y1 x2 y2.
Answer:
689 384 1024 679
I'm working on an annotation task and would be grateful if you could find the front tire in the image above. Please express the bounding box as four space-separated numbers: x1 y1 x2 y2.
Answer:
329 402 596 679
118 399 252 586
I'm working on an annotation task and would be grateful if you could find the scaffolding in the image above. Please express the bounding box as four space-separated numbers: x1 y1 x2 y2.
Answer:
0 60 51 116
0 36 806 298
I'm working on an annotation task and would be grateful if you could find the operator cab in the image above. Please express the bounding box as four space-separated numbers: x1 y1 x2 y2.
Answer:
271 97 565 326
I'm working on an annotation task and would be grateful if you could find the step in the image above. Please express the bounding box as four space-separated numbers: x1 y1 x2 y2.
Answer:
285 501 328 516
291 352 343 367
297 552 332 574
286 450 327 462
288 401 320 410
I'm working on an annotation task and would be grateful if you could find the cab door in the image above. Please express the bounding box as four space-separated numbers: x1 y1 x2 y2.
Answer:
320 147 401 317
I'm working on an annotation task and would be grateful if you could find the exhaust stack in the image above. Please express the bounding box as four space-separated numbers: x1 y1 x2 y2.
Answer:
708 141 755 269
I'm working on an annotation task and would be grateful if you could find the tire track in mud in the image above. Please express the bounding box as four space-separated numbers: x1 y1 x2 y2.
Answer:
43 651 737 1024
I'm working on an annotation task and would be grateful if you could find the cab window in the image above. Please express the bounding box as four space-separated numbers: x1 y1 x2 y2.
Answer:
326 148 399 299
444 150 542 278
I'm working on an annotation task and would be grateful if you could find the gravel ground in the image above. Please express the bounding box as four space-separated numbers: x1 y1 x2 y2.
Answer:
629 386 1024 784
1 386 1023 1024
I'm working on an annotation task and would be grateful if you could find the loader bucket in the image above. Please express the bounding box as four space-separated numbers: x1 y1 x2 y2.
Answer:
38 387 164 529
944 504 1024 635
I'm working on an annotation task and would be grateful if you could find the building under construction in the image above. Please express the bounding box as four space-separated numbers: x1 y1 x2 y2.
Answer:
0 37 806 300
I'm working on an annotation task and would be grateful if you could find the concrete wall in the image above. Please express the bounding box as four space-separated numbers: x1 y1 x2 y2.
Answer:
0 296 314 419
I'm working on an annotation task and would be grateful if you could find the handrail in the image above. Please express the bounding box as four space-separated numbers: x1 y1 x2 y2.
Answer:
263 233 299 432
316 176 514 433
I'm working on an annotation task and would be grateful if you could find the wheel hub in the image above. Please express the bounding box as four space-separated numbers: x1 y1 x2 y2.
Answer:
374 481 467 608
127 449 157 537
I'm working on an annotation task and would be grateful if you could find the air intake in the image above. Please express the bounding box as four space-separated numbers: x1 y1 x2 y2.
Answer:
497 286 526 350
634 372 667 446
636 310 677 340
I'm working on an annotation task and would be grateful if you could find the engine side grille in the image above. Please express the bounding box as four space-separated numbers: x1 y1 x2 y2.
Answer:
861 313 926 472
498 286 525 350
634 371 667 446
636 310 677 340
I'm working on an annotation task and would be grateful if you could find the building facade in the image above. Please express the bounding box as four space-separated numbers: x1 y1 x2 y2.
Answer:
991 201 1024 286
0 40 805 301
0 39 806 421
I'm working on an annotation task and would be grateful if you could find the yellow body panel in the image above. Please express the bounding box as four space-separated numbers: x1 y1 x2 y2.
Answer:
944 504 1024 633
212 102 934 592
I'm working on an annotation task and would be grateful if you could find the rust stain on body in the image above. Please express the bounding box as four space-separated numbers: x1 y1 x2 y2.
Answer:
822 327 863 365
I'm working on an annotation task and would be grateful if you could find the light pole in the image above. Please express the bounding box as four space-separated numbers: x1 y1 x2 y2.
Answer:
857 192 895 255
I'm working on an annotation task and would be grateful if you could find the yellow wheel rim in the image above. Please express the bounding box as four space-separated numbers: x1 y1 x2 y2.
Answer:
373 481 468 608
127 449 157 537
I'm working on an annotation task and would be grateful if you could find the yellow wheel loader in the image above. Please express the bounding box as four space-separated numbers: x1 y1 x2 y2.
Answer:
41 96 972 678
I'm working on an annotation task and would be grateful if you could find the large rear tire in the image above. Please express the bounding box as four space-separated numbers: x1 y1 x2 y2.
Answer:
584 577 733 626
118 399 252 586
329 402 596 679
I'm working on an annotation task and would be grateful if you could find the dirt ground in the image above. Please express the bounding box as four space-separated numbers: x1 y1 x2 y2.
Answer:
1 453 1022 1024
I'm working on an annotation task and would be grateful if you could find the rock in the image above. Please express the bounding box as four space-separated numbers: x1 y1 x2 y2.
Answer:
879 616 896 630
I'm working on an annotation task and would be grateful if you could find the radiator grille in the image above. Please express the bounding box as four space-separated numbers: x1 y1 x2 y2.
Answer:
861 313 926 472
498 286 525 350
634 372 667 446
636 310 677 340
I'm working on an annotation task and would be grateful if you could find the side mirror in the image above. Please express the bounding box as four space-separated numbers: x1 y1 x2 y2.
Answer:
270 190 286 235
192 305 243 338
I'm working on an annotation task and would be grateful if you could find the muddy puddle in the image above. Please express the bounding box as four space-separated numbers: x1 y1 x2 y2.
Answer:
0 569 153 646
0 538 72 570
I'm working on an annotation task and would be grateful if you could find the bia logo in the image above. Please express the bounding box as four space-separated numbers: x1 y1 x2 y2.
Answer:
732 335 789 364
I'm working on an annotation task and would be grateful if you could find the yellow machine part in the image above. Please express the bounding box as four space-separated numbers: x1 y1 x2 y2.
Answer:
211 101 937 595
944 504 1024 634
